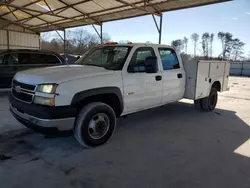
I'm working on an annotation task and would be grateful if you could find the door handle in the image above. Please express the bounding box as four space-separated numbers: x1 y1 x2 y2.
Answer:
177 73 182 78
155 75 162 81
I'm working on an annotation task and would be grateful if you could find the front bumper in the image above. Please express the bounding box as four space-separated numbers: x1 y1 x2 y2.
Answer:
9 94 76 134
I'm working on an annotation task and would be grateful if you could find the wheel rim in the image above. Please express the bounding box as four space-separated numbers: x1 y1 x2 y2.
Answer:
88 113 110 140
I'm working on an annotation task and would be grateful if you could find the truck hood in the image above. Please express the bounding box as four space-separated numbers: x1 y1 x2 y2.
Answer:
14 65 114 85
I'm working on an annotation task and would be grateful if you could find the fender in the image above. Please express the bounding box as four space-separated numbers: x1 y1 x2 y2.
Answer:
71 87 124 113
210 80 221 92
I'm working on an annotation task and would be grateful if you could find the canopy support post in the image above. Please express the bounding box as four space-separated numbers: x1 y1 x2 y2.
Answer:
7 30 9 49
55 29 66 59
64 29 66 60
152 13 163 44
92 23 103 44
100 23 103 44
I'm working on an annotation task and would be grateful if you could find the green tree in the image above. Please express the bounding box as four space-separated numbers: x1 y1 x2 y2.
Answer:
218 32 225 55
41 29 111 55
218 32 233 59
183 36 188 54
70 29 110 54
201 32 210 58
171 39 183 52
209 33 214 57
191 33 199 56
231 38 245 61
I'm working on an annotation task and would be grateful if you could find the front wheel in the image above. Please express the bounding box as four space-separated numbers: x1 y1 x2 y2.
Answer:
74 102 116 148
194 87 218 111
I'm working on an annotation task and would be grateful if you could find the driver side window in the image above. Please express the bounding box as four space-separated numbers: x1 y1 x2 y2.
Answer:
127 47 155 73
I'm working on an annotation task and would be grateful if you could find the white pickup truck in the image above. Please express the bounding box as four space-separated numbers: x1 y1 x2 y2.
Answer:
9 43 230 147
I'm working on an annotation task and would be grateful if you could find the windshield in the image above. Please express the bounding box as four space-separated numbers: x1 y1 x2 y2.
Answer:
75 46 131 70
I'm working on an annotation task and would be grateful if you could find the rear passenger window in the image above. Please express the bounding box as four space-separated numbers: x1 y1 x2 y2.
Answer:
158 48 180 70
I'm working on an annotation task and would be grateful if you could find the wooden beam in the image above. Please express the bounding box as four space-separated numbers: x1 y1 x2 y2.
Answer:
54 7 68 15
115 0 161 16
0 0 15 9
30 0 156 30
1 0 231 32
6 6 20 21
0 2 71 20
0 2 60 31
13 0 92 23
0 1 100 28
43 0 55 15
0 17 37 33
57 0 101 25
27 0 149 29
0 22 11 30
0 0 41 18
34 0 232 32
150 4 162 16
2 0 154 31
116 0 147 12
20 9 65 32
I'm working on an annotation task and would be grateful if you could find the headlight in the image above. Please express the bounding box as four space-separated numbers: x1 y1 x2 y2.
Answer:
36 84 57 94
33 96 55 106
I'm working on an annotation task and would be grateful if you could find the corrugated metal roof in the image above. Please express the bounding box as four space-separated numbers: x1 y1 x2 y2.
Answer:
0 0 231 32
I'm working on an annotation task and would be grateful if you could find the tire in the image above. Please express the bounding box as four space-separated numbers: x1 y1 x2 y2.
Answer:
74 102 116 148
200 88 218 111
194 99 203 111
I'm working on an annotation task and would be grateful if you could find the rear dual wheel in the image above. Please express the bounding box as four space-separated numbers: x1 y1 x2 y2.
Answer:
194 87 218 111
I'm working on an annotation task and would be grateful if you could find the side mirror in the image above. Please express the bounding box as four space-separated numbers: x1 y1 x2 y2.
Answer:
145 56 158 73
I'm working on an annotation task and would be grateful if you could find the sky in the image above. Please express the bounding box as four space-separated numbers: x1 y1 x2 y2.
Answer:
47 0 250 57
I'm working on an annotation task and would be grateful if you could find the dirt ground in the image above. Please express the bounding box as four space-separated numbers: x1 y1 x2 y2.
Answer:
0 76 250 188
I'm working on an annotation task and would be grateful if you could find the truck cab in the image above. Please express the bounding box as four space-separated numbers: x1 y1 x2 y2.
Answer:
9 43 229 148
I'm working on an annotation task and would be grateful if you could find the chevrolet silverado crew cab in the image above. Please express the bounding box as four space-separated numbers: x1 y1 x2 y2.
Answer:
9 43 230 148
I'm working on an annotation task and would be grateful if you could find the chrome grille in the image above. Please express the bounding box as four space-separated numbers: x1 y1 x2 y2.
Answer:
12 80 36 91
12 80 36 103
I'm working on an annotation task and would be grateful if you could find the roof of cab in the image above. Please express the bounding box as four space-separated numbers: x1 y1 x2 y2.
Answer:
101 43 174 49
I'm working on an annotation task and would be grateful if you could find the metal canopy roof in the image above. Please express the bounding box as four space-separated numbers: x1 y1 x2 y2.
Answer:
0 0 230 33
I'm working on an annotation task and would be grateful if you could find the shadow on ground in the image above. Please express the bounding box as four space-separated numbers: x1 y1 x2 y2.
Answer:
0 101 250 188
